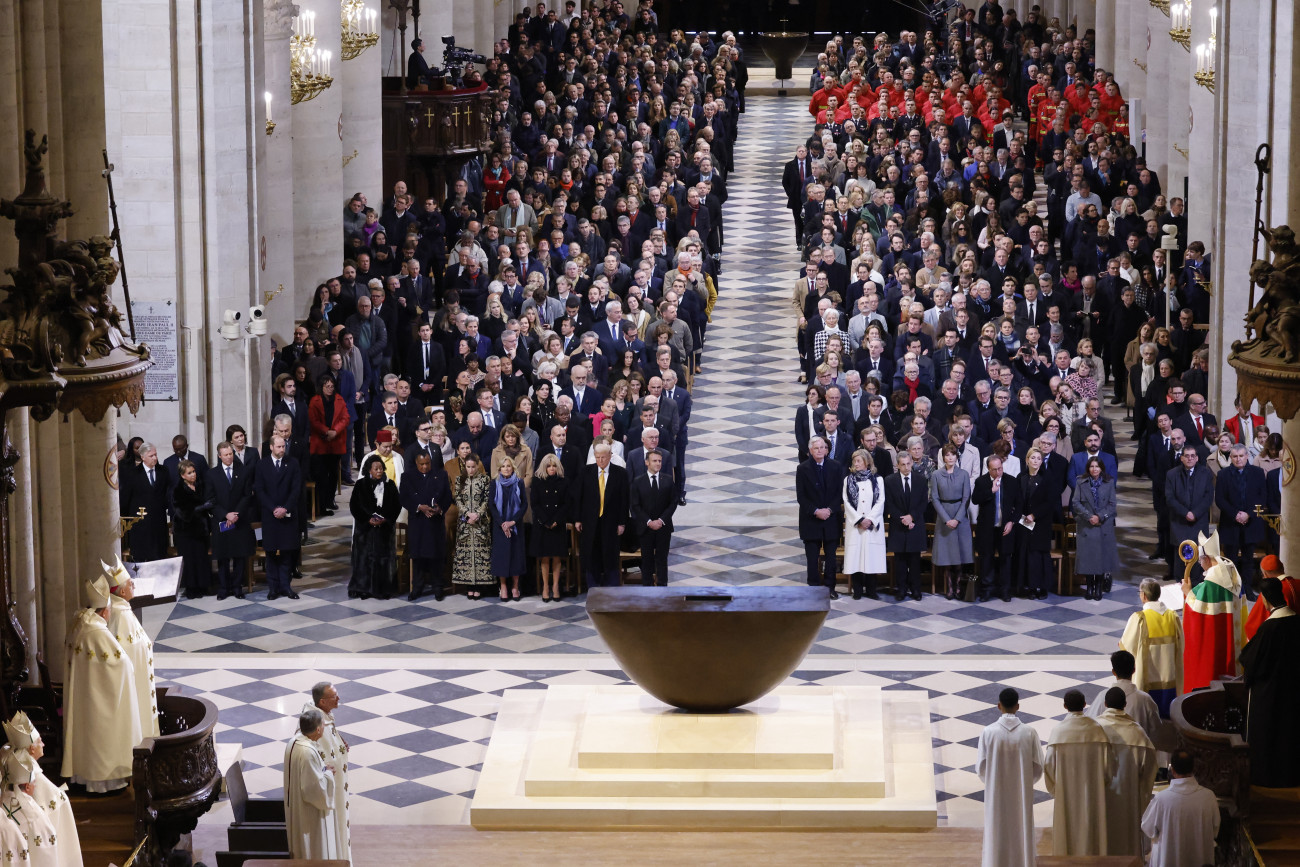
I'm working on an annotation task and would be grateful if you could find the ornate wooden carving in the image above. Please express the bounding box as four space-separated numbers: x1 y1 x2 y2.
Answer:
1231 223 1300 419
132 694 222 866
382 87 496 203
1171 679 1252 817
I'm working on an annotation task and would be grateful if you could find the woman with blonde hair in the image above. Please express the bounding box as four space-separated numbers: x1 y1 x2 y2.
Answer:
531 454 569 602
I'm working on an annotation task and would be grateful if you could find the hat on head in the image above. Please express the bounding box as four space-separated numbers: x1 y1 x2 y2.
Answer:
85 576 111 610
1 744 35 787
101 554 130 589
2 712 38 753
1197 530 1222 561
375 430 394 444
1261 554 1284 573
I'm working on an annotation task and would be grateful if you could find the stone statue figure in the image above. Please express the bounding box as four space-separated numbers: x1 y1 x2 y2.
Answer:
1237 224 1300 364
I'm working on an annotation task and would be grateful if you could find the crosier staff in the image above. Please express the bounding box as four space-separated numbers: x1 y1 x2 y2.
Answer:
101 148 136 340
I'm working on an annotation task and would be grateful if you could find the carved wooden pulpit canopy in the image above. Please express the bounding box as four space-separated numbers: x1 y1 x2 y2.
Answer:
382 85 496 205
0 130 153 714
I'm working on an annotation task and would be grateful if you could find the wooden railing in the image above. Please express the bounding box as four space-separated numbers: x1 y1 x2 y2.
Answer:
132 693 222 866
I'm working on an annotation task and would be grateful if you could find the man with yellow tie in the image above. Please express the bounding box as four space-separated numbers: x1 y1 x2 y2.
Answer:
573 442 630 588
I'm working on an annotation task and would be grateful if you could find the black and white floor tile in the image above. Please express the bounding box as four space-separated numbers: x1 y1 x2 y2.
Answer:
164 95 1169 833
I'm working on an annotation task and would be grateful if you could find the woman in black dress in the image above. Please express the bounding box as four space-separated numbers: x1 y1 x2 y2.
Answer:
489 456 529 601
531 453 569 601
348 454 401 599
1017 447 1057 599
170 460 214 599
400 452 453 602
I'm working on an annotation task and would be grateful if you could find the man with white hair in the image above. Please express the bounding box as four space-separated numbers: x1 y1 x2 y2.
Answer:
285 708 338 860
103 556 159 738
305 682 349 860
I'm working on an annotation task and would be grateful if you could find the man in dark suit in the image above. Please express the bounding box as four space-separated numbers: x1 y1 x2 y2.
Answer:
1174 393 1218 447
625 427 675 485
573 443 630 587
119 442 172 562
796 437 845 599
970 455 1022 601
406 323 447 403
369 391 414 447
661 370 692 504
271 374 310 459
821 412 854 467
625 403 674 454
1147 417 1182 563
162 435 209 491
630 451 677 586
253 434 303 600
560 364 604 415
207 442 256 600
450 412 498 458
1215 444 1268 599
1166 444 1215 584
885 452 929 601
782 144 814 245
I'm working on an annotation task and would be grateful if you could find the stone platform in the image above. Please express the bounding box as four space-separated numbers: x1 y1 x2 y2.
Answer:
470 684 937 830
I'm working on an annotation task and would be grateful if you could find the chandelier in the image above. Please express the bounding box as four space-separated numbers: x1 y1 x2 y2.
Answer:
1169 1 1192 50
290 10 334 105
1194 8 1217 93
341 0 379 61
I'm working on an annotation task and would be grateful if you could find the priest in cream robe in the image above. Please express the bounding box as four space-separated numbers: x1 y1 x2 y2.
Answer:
1095 686 1158 857
3 713 81 867
1119 578 1184 717
1141 749 1220 867
305 682 350 862
1 742 60 867
1043 689 1112 856
59 577 143 792
103 556 159 738
976 687 1042 867
284 708 338 860
1086 650 1162 746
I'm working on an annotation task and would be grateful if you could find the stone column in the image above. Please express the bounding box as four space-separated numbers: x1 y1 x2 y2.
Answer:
495 0 513 42
263 0 298 354
1144 6 1171 181
1073 0 1095 38
72 414 120 622
1095 0 1116 74
0 0 25 268
426 2 454 47
33 422 72 673
7 414 39 682
58 0 110 242
1281 417 1300 566
1164 9 1191 199
476 0 496 45
453 0 478 47
341 18 383 207
292 0 345 316
1184 0 1217 248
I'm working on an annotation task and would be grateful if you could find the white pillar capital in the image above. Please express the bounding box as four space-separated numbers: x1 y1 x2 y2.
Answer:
266 0 299 40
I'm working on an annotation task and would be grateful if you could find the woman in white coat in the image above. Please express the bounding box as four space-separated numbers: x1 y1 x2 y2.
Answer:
842 449 886 600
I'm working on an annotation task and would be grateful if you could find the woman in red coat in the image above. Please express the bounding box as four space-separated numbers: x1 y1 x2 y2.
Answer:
308 374 350 517
482 152 511 212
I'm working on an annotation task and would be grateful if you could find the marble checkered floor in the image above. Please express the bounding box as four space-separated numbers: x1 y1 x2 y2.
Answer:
162 95 1171 837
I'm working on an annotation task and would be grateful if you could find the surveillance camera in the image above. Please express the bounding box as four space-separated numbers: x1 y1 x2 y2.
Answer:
220 309 242 340
247 305 268 336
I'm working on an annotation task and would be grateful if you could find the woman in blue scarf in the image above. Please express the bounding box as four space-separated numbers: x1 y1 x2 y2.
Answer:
489 456 530 601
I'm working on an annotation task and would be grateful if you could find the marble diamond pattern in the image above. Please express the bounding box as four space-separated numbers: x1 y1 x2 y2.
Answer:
165 660 1111 828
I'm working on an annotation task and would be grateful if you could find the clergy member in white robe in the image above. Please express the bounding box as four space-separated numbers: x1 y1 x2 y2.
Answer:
305 681 350 863
1096 686 1158 857
1 744 60 867
59 577 143 792
1043 689 1113 856
3 712 81 867
976 687 1043 867
284 708 338 860
1087 649 1163 747
103 556 159 739
1141 749 1220 867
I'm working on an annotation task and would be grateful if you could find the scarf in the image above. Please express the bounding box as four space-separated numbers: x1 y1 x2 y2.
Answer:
494 472 521 517
372 476 386 509
1088 476 1102 510
321 393 336 427
847 469 878 509
1141 361 1155 393
905 376 920 403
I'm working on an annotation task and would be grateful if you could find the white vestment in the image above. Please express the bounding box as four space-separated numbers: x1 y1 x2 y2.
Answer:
59 611 143 788
1140 776 1220 867
28 770 81 867
0 787 59 867
1087 678 1162 745
1043 711 1113 856
302 703 350 863
976 713 1043 867
284 734 337 860
107 596 159 739
1096 708 1158 856
0 808 30 865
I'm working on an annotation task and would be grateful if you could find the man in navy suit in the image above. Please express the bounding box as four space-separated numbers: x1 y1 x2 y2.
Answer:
885 452 929 600
560 365 604 415
207 442 256 600
821 413 854 467
253 434 302 600
796 437 845 599
1067 430 1120 489
661 370 691 505
630 451 677 586
119 442 172 562
1215 444 1268 599
595 300 628 359
271 374 310 461
162 435 209 490
970 455 1022 602
573 444 630 587
567 333 609 388
1165 444 1215 584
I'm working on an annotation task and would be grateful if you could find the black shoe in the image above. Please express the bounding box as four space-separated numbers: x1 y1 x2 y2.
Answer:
291 568 304 579
677 496 687 506
828 590 840 600
434 587 446 601
1001 594 1012 602
268 592 280 601
286 591 300 600
323 509 335 517
1103 575 1112 593
852 587 863 600
235 592 246 599
911 592 923 601
217 593 229 601
894 594 906 602
976 594 989 603
407 591 421 602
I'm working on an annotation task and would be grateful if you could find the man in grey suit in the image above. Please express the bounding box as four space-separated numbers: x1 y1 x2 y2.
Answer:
1165 444 1215 584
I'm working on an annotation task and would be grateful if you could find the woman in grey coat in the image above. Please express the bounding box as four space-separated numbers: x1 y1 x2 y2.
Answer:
931 444 973 600
1071 456 1121 600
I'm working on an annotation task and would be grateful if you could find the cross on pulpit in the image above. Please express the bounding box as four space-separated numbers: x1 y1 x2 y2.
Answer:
425 107 437 127
451 106 463 125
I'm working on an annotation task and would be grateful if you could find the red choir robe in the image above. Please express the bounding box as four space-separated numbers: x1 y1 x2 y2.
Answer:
1245 574 1300 640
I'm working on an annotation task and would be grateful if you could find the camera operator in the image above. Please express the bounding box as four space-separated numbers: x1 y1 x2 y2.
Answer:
408 38 431 89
